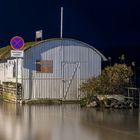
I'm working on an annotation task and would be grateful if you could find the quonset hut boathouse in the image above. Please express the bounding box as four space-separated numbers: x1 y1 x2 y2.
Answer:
0 38 107 101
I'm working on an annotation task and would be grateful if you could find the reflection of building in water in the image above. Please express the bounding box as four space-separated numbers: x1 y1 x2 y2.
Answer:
22 106 52 140
0 104 140 140
23 105 80 140
80 109 140 140
0 102 23 140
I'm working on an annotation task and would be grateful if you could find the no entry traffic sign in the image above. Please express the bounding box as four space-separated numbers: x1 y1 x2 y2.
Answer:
10 36 24 50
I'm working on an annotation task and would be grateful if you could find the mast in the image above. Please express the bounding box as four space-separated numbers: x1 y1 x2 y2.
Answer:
60 7 63 38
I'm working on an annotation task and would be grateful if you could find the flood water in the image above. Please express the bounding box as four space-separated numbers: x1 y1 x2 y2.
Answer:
0 102 140 140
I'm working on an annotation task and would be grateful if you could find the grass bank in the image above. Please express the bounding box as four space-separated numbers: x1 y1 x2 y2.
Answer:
22 99 62 105
22 99 80 105
0 94 80 105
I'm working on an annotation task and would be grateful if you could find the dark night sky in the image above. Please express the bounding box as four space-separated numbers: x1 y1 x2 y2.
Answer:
0 0 140 67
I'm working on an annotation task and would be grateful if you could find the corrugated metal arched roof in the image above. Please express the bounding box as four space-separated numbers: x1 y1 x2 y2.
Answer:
0 38 107 61
25 38 107 61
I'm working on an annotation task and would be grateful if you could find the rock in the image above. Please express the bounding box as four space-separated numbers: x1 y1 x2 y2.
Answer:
87 101 97 108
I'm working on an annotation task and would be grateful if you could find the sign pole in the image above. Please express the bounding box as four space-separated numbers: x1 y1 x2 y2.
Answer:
10 36 24 101
16 57 18 100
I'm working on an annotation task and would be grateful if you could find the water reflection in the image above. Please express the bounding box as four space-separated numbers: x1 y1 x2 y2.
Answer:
80 108 140 140
0 102 140 140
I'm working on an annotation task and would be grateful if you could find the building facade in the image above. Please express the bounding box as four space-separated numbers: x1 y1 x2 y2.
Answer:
0 38 107 100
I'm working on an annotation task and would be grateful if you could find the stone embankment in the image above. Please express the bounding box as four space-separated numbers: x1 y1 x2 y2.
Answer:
81 95 138 109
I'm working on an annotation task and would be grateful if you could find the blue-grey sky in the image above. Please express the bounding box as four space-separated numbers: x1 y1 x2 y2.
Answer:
0 0 140 66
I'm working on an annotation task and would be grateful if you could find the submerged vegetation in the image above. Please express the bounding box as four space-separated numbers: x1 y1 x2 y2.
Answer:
80 64 133 96
80 64 135 108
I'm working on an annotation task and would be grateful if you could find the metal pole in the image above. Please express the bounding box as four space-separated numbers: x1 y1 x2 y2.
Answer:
138 89 140 110
21 58 24 100
62 63 65 99
16 57 18 100
60 7 63 38
134 66 137 87
132 62 136 87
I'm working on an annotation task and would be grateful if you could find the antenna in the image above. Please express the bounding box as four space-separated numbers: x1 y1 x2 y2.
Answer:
60 7 63 38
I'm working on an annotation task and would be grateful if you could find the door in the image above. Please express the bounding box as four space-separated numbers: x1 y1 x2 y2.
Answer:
62 62 80 100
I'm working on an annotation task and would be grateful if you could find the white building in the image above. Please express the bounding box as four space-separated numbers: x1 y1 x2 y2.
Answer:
0 38 107 100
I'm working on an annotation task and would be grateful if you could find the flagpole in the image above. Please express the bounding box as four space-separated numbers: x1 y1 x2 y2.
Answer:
60 7 63 38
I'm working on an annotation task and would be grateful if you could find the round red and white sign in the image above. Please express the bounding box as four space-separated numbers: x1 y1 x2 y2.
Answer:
10 36 24 50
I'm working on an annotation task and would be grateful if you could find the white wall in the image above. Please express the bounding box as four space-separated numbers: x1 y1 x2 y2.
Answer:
0 59 23 84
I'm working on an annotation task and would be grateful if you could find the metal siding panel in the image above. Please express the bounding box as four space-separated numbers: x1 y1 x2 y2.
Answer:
88 48 101 77
23 39 102 100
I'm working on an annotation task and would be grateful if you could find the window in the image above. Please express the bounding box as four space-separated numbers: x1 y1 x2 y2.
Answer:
36 60 53 73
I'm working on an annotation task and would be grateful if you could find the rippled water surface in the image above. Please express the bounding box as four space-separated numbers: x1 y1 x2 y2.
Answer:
0 102 140 140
